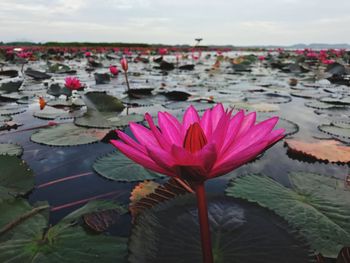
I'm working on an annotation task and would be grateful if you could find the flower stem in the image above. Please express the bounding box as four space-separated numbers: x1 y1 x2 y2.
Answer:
124 71 130 92
194 182 213 263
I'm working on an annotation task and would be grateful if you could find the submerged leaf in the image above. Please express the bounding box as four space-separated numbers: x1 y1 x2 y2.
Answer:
129 196 314 263
226 173 350 257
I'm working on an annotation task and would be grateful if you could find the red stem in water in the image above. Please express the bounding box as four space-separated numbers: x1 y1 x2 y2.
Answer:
194 182 214 263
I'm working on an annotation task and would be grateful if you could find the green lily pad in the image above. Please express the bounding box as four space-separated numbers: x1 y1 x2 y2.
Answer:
0 80 23 93
320 97 350 106
84 92 125 112
0 104 27 116
75 110 143 129
231 102 279 112
31 123 108 146
0 156 34 198
129 195 314 263
0 199 128 263
318 124 350 139
226 173 350 258
93 151 164 182
0 199 49 241
0 143 23 156
33 106 70 120
305 100 345 110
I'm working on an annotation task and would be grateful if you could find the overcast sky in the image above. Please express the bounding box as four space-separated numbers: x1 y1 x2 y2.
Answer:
0 0 349 45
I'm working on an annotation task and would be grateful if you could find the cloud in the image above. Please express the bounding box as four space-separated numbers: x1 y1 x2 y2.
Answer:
0 0 349 44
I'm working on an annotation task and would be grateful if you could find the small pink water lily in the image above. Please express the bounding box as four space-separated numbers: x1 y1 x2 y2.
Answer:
65 77 82 90
109 65 119 76
111 103 284 263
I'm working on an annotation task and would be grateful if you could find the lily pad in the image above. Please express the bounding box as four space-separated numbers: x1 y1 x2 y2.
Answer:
84 92 125 112
285 139 350 163
93 151 164 182
0 202 127 263
226 173 350 257
0 143 23 156
320 97 350 106
0 156 34 198
33 106 71 120
318 124 350 139
129 195 314 263
0 80 23 93
31 123 108 146
232 102 279 112
0 104 27 116
305 100 345 110
75 110 144 129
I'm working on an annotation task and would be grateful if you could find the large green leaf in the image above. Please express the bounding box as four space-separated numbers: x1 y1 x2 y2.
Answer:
93 151 164 182
129 195 314 263
0 223 127 263
226 173 350 258
0 156 34 198
31 123 108 146
0 198 48 242
0 199 128 262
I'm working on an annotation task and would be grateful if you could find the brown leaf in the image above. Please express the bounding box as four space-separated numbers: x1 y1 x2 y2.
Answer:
285 139 350 163
83 210 121 233
129 178 193 223
337 247 350 263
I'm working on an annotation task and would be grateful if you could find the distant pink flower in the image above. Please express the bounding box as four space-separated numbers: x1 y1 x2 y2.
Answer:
158 48 168 56
258 55 265 61
111 103 284 182
65 77 82 90
85 51 92 57
306 52 318 58
321 59 335 65
120 57 128 72
109 65 119 76
17 51 32 59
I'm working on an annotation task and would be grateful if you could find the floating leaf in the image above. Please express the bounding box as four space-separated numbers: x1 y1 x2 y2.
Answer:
285 139 350 163
305 100 345 110
0 199 49 242
75 109 143 129
320 97 350 106
232 102 279 112
0 80 22 93
0 143 23 156
31 123 108 146
84 92 125 112
318 124 350 139
93 151 164 182
0 156 34 198
33 106 70 120
0 220 127 262
129 195 314 263
226 173 350 257
0 104 27 116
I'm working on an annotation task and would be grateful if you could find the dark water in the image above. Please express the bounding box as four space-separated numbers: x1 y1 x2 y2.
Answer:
0 51 349 259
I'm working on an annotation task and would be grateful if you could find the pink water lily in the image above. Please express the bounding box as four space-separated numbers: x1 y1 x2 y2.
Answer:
111 103 284 182
65 77 82 90
111 103 284 263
